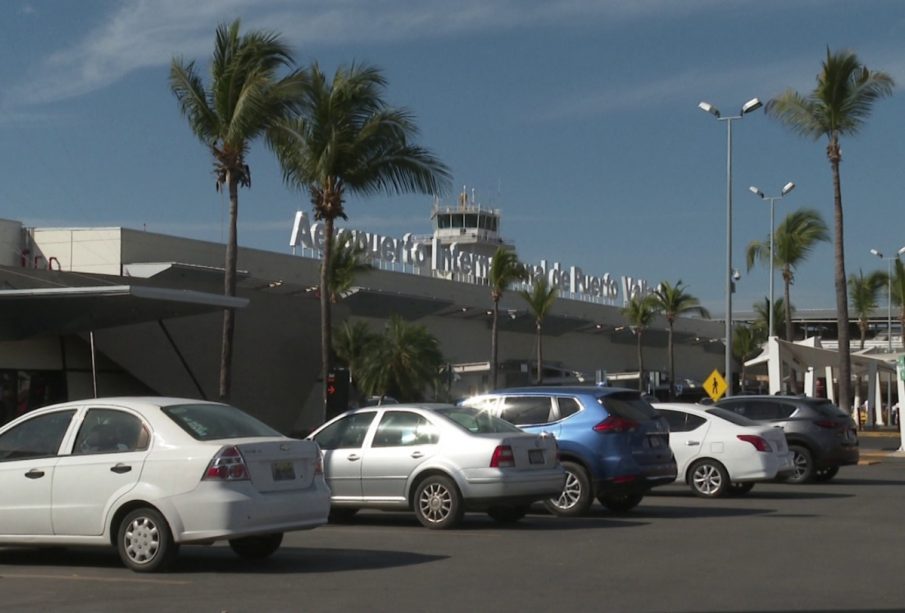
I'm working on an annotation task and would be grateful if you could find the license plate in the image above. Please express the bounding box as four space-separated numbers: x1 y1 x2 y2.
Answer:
272 460 296 481
529 449 545 464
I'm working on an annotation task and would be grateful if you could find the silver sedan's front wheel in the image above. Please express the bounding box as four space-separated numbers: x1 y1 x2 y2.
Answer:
690 460 729 498
413 475 464 529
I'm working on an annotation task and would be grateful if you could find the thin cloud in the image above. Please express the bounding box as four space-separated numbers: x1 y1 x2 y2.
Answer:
8 0 728 106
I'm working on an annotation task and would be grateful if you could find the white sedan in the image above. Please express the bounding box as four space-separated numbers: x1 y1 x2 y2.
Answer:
653 402 793 498
0 397 330 572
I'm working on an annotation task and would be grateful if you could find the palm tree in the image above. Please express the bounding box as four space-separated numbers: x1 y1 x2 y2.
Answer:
746 209 829 343
333 320 379 403
889 259 905 347
753 297 790 341
489 247 526 388
170 20 304 400
650 280 709 400
848 269 886 349
733 324 764 393
268 63 450 421
327 233 371 303
520 276 558 384
622 293 657 392
767 48 894 410
357 315 444 402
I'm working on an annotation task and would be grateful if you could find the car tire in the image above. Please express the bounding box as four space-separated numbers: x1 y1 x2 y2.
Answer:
689 459 730 498
413 475 464 529
328 507 360 523
117 507 179 573
544 461 593 517
228 533 284 560
728 482 755 496
598 492 643 513
787 445 815 484
487 505 529 523
814 465 840 482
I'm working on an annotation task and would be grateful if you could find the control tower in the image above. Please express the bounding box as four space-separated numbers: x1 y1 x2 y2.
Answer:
429 187 511 258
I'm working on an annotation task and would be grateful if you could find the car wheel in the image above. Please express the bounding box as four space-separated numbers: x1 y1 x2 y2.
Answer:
328 507 360 523
414 475 464 529
544 461 592 517
229 533 284 560
786 445 815 484
487 505 529 523
689 459 730 498
598 492 643 513
728 482 755 496
814 465 840 482
117 507 179 573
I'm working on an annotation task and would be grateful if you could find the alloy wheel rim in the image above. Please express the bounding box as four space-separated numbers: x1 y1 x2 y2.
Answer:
419 483 452 523
693 464 722 496
792 451 808 478
553 471 581 510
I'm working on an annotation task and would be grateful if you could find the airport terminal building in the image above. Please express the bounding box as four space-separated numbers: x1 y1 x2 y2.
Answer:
0 197 725 432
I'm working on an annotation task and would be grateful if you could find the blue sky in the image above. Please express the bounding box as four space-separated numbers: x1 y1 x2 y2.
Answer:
2 0 905 314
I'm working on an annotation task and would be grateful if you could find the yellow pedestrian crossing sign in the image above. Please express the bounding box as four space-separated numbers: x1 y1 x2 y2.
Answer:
704 369 727 401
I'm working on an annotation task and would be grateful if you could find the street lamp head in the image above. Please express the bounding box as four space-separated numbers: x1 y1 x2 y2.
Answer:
741 98 763 115
781 181 796 196
749 185 765 198
698 101 720 118
870 248 883 258
897 246 905 256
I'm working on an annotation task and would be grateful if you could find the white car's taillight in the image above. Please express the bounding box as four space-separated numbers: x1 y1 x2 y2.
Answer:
490 445 515 468
203 445 249 481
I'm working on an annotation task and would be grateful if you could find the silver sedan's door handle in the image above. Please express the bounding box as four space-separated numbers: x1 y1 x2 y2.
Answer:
346 454 361 461
686 441 700 446
410 451 424 458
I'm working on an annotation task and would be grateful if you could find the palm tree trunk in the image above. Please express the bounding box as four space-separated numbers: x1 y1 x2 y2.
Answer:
218 173 239 401
636 331 644 392
491 298 500 388
830 143 852 411
320 215 335 423
535 320 543 385
784 272 798 394
667 323 674 401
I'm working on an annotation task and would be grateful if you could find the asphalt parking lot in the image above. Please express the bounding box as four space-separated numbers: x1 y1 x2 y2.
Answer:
1 438 904 613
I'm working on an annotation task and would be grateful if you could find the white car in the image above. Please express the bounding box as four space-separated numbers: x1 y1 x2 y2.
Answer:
0 397 330 572
309 404 564 529
653 402 794 498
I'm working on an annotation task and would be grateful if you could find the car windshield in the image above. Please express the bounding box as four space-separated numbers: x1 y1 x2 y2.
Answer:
706 406 759 427
431 406 523 434
162 403 281 440
597 391 658 421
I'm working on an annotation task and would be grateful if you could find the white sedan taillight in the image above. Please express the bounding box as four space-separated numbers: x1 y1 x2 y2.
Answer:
203 445 249 481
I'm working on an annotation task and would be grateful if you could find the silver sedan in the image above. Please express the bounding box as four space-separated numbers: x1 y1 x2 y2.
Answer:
308 404 564 529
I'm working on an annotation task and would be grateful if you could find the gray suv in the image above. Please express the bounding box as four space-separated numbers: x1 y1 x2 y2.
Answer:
714 395 858 484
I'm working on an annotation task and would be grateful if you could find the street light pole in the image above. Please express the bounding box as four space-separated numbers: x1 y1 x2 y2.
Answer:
870 246 905 426
749 182 795 338
699 98 762 397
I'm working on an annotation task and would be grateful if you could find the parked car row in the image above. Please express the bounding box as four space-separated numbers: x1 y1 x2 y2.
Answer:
0 389 859 573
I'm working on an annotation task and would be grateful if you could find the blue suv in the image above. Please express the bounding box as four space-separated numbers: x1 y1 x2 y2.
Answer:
461 386 676 515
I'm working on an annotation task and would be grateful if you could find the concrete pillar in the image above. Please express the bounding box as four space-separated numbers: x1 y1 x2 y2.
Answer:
867 363 878 427
768 337 782 395
804 366 816 396
896 358 905 452
853 378 862 425
874 368 885 426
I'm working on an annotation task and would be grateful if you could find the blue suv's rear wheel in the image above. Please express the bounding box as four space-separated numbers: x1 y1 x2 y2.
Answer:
544 461 592 517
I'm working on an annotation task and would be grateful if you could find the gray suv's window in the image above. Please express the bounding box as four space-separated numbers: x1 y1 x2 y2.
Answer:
720 399 794 421
500 396 554 425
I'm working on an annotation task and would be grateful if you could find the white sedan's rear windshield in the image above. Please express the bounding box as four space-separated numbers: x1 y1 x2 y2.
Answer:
162 404 281 440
